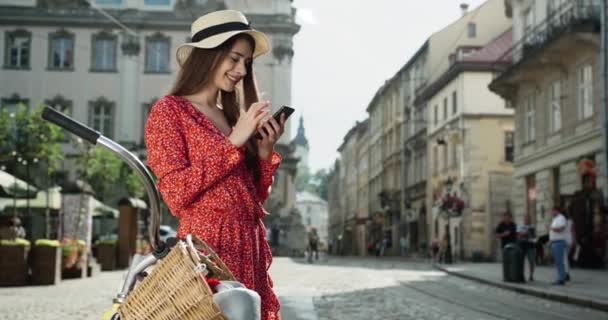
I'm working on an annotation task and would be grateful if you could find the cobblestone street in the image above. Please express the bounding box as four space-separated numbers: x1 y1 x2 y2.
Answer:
1 257 607 319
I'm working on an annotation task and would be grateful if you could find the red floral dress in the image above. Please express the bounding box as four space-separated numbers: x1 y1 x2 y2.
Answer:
145 95 281 320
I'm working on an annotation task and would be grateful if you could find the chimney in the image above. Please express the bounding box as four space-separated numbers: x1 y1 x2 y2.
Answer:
460 3 469 16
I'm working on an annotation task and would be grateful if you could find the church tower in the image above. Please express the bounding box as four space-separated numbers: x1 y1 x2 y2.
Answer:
293 115 309 170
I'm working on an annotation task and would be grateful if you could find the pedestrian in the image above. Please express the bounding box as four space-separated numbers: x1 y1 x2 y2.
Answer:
549 206 568 285
145 10 283 320
307 227 319 262
563 211 575 281
495 212 517 250
517 215 536 281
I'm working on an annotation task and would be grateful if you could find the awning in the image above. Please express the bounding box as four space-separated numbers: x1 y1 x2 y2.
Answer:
0 186 61 211
0 170 37 198
90 197 119 218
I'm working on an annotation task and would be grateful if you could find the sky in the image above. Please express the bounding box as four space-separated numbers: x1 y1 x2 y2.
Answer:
290 0 487 172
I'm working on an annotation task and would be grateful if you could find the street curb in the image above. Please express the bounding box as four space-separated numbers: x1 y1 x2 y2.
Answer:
435 265 608 313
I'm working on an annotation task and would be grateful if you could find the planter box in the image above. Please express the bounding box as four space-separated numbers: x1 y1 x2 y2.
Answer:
30 246 61 285
61 255 87 279
0 245 28 286
96 244 117 271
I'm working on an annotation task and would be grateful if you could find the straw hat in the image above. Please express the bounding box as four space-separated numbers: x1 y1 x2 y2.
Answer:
176 10 270 66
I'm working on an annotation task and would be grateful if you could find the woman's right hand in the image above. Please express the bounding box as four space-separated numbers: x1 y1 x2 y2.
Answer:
228 101 270 147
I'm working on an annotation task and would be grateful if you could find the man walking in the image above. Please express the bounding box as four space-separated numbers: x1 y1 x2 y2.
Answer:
550 206 568 285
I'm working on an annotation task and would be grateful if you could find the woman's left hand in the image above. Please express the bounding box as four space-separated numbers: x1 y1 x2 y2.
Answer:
257 113 286 160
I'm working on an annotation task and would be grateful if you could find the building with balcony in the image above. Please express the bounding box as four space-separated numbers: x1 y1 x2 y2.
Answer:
400 0 511 255
489 0 604 239
422 29 514 261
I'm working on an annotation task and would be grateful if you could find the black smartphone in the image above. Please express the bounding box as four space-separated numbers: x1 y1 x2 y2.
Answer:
255 105 295 139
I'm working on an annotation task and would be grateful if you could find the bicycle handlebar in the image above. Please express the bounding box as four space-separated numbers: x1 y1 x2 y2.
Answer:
42 107 101 145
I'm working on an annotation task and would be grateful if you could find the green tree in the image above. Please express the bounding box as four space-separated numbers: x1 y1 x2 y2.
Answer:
0 104 64 238
123 164 145 199
77 146 122 201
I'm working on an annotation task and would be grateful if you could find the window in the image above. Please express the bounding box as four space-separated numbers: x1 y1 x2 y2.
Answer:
433 105 438 125
549 80 562 132
525 94 536 143
145 33 170 73
89 97 115 138
505 131 514 162
1 94 28 115
452 91 457 114
467 23 476 38
45 95 73 142
91 32 117 71
578 64 593 119
443 97 448 120
4 29 31 69
48 30 75 70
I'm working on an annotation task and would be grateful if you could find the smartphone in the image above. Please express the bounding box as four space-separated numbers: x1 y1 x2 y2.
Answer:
255 105 295 139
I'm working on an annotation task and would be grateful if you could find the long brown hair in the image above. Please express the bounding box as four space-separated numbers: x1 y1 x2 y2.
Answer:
170 35 262 181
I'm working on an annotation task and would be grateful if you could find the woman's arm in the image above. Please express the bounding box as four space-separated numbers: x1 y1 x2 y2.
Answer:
256 151 282 203
145 99 245 216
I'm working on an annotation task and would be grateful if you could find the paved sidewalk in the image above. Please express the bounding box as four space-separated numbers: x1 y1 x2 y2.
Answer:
436 262 608 312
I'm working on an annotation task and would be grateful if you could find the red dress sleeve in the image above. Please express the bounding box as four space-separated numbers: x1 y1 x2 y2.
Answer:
256 151 281 203
145 98 245 216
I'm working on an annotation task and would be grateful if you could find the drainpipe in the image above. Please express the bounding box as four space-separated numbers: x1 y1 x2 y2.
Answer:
601 0 608 204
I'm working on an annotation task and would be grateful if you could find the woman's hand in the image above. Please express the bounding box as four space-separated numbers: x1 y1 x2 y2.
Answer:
228 101 270 147
257 112 286 160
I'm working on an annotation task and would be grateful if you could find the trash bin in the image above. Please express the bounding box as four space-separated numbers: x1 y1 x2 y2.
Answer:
502 243 524 283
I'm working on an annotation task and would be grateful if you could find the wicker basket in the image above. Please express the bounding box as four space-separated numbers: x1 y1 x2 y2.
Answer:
118 235 233 320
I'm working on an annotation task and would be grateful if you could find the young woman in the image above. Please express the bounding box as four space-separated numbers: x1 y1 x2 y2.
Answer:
145 10 285 320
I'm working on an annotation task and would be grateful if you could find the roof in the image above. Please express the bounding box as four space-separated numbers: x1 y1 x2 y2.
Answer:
417 29 513 103
461 29 513 63
366 41 429 113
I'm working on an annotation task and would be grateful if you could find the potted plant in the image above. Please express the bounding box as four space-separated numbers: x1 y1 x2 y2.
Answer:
30 239 61 285
0 238 30 286
60 238 87 279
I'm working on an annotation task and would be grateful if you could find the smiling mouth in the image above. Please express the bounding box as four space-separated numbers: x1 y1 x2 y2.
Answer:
226 74 240 83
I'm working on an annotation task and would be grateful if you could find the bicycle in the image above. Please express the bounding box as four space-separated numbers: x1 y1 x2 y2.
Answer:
42 107 260 320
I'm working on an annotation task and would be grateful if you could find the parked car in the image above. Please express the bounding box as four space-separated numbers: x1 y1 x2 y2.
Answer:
159 225 177 242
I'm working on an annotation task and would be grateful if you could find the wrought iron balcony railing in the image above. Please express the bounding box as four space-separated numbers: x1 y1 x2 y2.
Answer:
496 1 600 69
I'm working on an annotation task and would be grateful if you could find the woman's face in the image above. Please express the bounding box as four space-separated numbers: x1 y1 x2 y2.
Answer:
213 38 253 92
